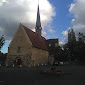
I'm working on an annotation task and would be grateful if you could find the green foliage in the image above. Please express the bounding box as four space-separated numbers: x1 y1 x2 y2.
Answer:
0 53 7 65
0 35 6 66
52 46 69 62
64 32 85 62
0 35 5 50
78 32 85 42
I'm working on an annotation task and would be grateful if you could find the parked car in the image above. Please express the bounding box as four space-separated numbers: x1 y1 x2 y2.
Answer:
54 61 64 66
54 62 58 66
59 61 64 65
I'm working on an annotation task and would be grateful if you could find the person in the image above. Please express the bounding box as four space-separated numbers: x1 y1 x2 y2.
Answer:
51 66 57 72
14 60 16 66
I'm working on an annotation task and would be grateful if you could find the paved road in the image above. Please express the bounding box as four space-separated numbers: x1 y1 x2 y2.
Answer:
0 65 85 85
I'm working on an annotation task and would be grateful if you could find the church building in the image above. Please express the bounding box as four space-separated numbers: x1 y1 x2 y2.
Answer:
6 5 49 66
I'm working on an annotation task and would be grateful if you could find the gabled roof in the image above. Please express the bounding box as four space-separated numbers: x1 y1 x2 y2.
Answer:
46 39 59 48
47 39 59 43
22 25 48 51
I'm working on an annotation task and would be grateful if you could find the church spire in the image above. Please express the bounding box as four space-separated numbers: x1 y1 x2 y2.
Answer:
35 2 42 36
36 4 41 27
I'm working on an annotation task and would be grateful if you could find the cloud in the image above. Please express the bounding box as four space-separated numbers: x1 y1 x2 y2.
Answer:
48 28 55 33
69 0 85 35
62 30 68 36
59 38 68 47
42 31 47 36
62 0 85 42
0 0 56 40
62 27 71 36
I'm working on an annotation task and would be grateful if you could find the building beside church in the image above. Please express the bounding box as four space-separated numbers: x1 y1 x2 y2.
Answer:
47 39 59 56
6 5 48 66
46 39 59 64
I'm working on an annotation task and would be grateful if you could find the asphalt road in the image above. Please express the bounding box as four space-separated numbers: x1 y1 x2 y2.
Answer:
0 65 85 85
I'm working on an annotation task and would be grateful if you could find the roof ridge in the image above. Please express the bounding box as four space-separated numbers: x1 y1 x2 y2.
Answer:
22 24 46 40
21 24 35 33
21 24 48 50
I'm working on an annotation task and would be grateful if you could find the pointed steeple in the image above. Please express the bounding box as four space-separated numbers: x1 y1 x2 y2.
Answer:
35 3 42 36
36 4 41 27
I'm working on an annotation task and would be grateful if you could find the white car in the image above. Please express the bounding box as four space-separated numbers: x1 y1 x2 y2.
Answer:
59 62 64 65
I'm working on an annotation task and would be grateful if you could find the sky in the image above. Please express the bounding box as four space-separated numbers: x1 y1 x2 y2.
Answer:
0 0 85 53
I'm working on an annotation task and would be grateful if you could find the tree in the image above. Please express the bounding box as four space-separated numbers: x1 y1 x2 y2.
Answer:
0 35 6 66
64 31 85 62
75 32 85 61
68 29 76 43
0 53 7 66
67 29 76 61
0 35 5 51
78 32 85 43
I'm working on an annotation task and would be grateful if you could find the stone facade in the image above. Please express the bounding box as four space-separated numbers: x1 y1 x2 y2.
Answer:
32 47 48 66
6 24 48 67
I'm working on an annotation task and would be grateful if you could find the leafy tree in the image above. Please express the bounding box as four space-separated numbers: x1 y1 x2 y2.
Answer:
64 31 85 62
65 29 76 61
74 34 85 61
78 32 85 43
0 53 7 66
0 35 6 66
0 35 5 51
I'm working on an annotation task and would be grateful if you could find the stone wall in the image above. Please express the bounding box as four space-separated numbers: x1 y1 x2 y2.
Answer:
6 24 49 67
31 47 48 66
6 25 32 66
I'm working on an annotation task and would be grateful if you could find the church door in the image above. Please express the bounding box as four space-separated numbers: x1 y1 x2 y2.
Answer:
16 57 22 66
17 58 22 65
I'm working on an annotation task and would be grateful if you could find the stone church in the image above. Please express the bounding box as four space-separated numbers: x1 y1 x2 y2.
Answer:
6 5 49 66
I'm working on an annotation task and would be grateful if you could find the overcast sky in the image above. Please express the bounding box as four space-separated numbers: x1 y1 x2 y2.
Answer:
0 0 85 53
0 0 55 40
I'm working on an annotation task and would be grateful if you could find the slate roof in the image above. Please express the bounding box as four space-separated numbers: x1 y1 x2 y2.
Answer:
46 39 59 44
22 25 48 51
46 39 59 48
